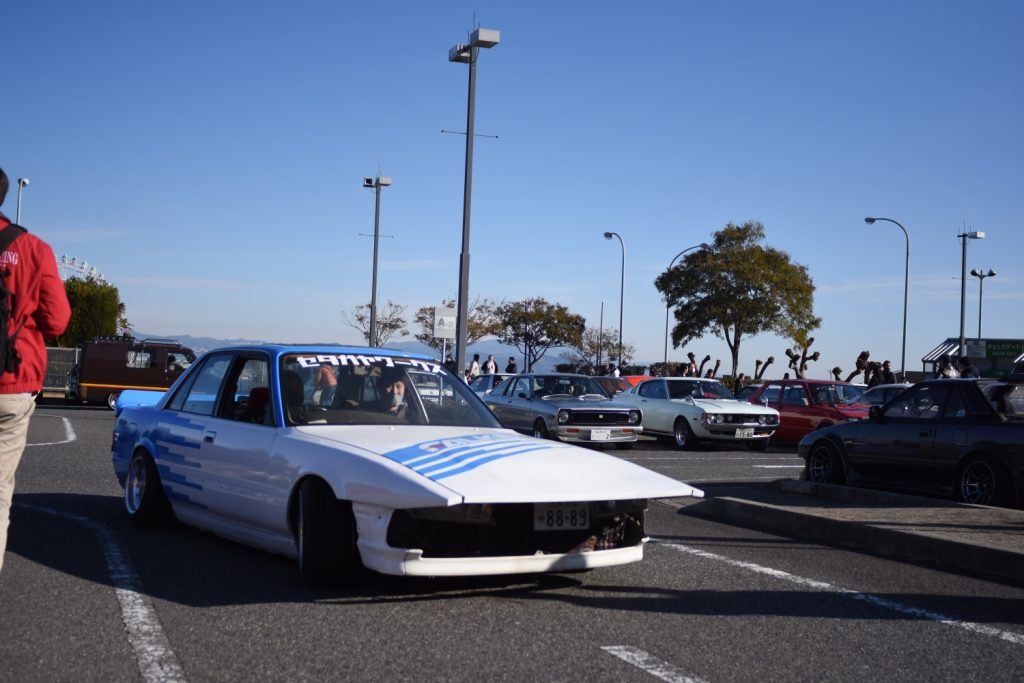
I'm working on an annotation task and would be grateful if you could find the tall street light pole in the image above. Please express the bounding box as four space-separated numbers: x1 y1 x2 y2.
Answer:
663 242 709 365
363 175 392 347
16 178 29 224
957 230 985 357
449 27 500 379
864 217 910 381
969 268 996 339
604 231 625 366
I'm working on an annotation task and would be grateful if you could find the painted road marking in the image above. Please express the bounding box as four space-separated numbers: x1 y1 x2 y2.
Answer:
15 504 186 682
27 416 77 447
601 645 708 683
752 465 804 468
655 540 1024 647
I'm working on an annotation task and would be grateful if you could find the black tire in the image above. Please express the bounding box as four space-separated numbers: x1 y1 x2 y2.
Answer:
297 478 360 586
956 455 1012 507
615 441 635 451
107 392 120 411
533 419 551 440
806 441 846 485
747 439 769 451
673 418 699 450
124 451 173 526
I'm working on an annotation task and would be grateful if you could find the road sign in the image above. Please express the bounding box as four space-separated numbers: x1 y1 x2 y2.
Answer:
433 306 456 339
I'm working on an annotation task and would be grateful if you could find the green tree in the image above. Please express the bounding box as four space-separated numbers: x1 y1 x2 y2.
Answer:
562 326 635 370
655 221 820 377
53 276 131 347
495 297 585 372
341 301 408 347
412 297 501 358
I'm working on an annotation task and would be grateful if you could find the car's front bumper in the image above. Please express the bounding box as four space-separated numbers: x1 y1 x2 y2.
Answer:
555 426 641 443
694 424 776 441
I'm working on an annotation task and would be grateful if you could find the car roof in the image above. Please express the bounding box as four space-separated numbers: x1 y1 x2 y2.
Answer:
201 344 437 363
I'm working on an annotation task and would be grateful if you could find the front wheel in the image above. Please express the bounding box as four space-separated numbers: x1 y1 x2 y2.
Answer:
297 478 360 586
806 441 846 485
674 418 699 450
956 455 1012 507
107 392 120 410
125 451 173 526
533 419 551 440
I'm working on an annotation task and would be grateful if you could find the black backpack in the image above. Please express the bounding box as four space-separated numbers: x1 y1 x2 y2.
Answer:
0 223 27 375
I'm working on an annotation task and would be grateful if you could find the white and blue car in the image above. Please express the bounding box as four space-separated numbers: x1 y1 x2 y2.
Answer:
112 345 702 584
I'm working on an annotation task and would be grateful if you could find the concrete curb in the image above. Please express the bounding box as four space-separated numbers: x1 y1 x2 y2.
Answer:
680 486 1024 584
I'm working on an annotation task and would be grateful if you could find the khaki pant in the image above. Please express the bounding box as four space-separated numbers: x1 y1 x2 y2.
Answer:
0 394 36 573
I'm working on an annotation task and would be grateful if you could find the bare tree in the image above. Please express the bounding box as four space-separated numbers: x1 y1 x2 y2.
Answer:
341 301 409 347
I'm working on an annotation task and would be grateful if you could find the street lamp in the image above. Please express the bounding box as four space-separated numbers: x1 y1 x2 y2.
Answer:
449 27 500 379
664 243 709 364
363 175 392 347
969 268 996 339
16 178 29 224
604 231 625 367
957 230 985 357
864 217 910 381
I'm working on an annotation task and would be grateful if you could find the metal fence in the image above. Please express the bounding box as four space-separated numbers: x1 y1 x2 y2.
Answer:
44 347 80 395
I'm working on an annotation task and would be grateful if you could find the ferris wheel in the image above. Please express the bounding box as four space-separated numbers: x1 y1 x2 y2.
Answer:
58 254 106 283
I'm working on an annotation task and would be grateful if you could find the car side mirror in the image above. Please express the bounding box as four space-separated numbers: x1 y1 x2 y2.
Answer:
868 405 882 420
517 392 527 399
761 398 768 407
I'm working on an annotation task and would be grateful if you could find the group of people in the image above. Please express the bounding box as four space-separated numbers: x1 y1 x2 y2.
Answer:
464 353 517 382
935 354 980 379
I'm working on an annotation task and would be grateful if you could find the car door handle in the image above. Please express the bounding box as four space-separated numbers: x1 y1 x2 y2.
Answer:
204 431 216 443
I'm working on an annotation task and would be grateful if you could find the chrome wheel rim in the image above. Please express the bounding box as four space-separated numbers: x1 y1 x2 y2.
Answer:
107 393 119 410
126 458 146 514
960 461 995 504
674 420 687 448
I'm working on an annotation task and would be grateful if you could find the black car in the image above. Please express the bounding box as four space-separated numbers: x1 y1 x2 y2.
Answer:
798 378 1024 507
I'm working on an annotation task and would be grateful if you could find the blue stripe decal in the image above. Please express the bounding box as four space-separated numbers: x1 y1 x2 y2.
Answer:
381 434 553 481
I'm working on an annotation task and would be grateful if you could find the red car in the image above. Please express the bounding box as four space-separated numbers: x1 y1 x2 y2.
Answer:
747 379 870 442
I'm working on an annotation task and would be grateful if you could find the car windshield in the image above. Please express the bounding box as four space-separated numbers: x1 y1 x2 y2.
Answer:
280 354 501 428
666 380 736 400
810 383 868 406
982 382 1024 420
594 377 631 395
533 375 610 398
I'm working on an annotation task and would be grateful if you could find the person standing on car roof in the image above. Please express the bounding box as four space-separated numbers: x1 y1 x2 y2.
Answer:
879 360 896 385
935 354 960 379
958 356 981 379
0 167 71 573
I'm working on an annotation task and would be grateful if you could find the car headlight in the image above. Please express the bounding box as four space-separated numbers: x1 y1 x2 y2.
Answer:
628 410 641 425
713 414 723 424
558 410 570 424
758 415 767 425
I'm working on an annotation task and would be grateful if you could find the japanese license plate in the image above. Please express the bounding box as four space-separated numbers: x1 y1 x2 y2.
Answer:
534 503 589 531
736 428 754 439
590 429 611 441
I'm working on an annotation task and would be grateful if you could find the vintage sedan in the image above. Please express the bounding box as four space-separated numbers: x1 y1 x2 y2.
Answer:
617 377 779 450
483 373 642 448
799 378 1024 507
112 346 700 585
747 379 870 442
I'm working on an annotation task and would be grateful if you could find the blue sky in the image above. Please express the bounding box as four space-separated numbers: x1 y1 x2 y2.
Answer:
5 1 1022 376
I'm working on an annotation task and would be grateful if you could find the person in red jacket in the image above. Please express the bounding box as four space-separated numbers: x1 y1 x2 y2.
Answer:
0 167 71 573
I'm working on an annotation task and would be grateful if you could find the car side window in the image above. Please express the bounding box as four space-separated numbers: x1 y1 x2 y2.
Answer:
172 354 233 416
760 385 781 403
512 377 531 398
641 381 667 399
782 386 808 406
941 388 968 419
219 355 272 425
884 385 951 420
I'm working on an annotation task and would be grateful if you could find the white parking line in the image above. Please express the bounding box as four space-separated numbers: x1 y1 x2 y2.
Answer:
601 645 709 683
752 465 804 469
26 416 77 446
654 540 1024 647
15 503 186 682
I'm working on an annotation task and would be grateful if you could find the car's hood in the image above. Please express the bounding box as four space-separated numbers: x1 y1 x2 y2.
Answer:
294 425 702 505
671 398 777 413
538 396 634 409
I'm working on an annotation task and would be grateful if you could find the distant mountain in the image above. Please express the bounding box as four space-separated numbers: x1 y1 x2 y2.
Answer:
138 333 565 372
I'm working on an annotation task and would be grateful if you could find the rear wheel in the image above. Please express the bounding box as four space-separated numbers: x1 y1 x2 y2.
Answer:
125 451 173 526
297 478 360 586
107 392 120 410
673 418 698 450
956 455 1012 507
806 441 846 484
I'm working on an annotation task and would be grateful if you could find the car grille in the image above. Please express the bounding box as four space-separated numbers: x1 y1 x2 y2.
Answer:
387 502 646 558
565 410 632 425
